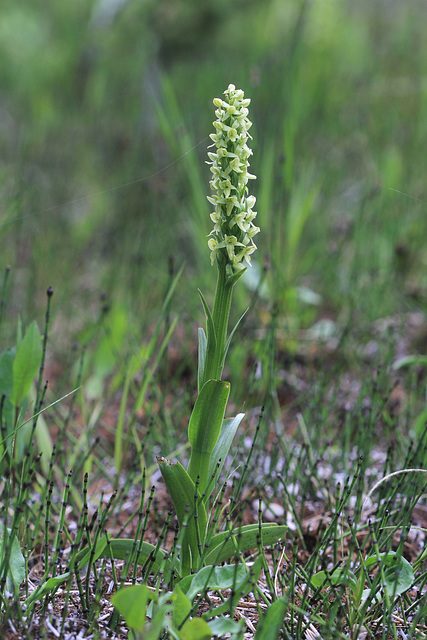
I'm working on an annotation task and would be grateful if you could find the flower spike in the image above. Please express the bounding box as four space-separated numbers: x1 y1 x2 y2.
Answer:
207 84 259 273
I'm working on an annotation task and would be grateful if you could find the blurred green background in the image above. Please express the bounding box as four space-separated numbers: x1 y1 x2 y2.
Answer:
1 0 426 350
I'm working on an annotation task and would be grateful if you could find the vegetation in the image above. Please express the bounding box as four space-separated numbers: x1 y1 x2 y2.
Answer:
0 0 426 638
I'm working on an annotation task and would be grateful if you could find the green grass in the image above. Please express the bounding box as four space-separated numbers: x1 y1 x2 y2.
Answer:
0 0 427 638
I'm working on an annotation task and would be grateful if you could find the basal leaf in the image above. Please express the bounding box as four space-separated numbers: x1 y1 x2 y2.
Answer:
102 538 173 575
205 523 287 566
158 457 207 574
25 537 172 611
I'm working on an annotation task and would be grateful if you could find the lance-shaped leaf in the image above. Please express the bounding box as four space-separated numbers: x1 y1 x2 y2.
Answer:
187 379 230 492
158 457 207 575
225 266 247 289
205 523 287 566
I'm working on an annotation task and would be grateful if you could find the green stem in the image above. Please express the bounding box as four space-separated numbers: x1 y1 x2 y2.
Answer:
203 260 233 384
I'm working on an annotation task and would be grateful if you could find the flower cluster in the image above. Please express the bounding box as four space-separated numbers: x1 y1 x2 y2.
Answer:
207 84 259 272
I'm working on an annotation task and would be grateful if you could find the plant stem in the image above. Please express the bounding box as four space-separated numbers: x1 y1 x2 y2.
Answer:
203 260 233 384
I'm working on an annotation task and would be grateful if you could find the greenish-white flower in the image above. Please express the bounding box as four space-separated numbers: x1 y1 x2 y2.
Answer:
207 84 259 272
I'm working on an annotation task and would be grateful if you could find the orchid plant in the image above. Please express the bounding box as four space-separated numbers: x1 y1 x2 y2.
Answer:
23 89 286 614
157 84 285 577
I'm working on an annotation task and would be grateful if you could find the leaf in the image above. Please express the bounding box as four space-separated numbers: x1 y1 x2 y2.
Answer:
207 617 244 639
172 585 191 629
140 605 169 640
198 291 216 343
0 524 25 595
198 290 216 390
384 556 414 596
11 321 42 407
197 328 207 393
112 585 155 632
205 523 287 566
206 413 245 500
364 552 414 596
310 568 358 591
25 537 108 608
158 457 207 574
221 308 248 372
309 570 328 589
364 551 401 569
177 564 248 602
102 538 173 575
226 267 247 289
203 556 263 618
25 537 172 610
187 379 230 491
179 618 212 640
254 597 288 640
